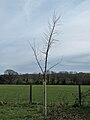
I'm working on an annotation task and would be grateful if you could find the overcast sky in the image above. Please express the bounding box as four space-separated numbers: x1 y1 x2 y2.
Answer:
0 0 90 74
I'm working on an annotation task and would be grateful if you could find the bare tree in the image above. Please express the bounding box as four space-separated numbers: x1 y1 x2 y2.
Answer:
28 12 60 119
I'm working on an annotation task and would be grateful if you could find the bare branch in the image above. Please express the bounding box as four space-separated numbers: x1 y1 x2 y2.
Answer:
53 11 61 24
48 20 51 31
28 40 44 73
48 57 63 71
40 50 46 55
44 12 60 78
48 61 60 71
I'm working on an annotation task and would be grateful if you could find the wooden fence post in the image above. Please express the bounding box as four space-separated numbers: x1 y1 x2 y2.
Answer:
29 83 32 104
78 84 81 106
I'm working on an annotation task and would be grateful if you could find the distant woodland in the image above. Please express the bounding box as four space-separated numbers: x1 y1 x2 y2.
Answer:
0 70 90 85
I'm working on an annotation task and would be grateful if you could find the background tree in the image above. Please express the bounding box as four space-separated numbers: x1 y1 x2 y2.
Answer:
4 69 18 75
3 69 18 84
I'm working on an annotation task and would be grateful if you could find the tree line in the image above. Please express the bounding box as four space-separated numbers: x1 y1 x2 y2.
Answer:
0 71 90 85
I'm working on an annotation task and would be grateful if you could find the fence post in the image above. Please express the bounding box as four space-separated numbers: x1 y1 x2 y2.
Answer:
78 83 81 106
29 83 32 104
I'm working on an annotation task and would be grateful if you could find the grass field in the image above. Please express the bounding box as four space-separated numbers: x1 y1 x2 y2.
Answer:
0 85 90 120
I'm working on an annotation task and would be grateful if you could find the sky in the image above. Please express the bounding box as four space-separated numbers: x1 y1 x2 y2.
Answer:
0 0 90 74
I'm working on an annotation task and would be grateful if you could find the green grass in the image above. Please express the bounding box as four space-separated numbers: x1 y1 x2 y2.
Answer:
0 85 90 120
33 85 90 105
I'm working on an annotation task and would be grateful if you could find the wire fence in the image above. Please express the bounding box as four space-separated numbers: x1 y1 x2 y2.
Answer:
0 85 90 106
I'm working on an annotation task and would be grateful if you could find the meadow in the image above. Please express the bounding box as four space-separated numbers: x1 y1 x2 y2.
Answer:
0 85 90 120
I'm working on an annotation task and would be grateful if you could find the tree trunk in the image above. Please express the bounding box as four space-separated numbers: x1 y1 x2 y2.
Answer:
43 81 47 120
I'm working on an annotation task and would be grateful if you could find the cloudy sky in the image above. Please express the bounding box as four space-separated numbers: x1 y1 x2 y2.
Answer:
0 0 90 74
